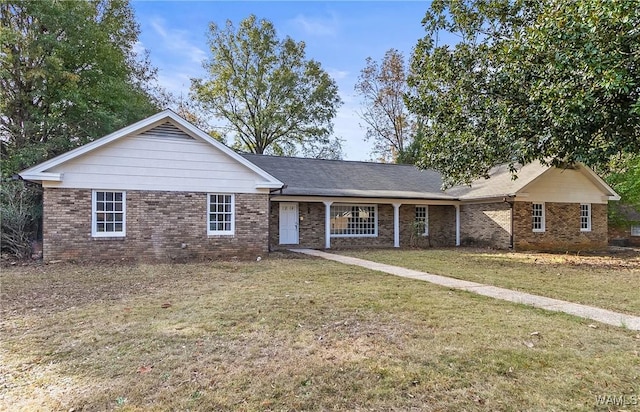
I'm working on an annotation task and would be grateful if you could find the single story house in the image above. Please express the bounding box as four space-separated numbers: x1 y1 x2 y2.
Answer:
20 110 620 262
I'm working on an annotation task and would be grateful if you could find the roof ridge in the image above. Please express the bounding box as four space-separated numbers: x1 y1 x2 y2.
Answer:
240 152 425 168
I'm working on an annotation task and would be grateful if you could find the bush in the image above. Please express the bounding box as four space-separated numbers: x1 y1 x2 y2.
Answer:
1 180 41 259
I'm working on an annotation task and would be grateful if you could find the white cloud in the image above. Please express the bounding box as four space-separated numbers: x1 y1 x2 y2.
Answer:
149 17 207 64
291 13 339 37
327 68 349 81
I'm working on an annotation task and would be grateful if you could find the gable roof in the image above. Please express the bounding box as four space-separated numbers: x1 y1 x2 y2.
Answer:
444 162 548 200
20 109 283 189
243 154 620 202
19 110 618 201
242 154 453 200
447 161 620 201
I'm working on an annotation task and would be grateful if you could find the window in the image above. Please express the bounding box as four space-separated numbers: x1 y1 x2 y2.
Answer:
532 203 545 232
631 225 640 237
580 204 591 232
92 191 126 237
415 206 429 236
330 204 377 237
208 194 234 235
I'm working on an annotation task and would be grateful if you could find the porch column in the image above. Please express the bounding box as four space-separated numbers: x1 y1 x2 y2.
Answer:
455 204 461 246
323 201 333 249
392 203 401 248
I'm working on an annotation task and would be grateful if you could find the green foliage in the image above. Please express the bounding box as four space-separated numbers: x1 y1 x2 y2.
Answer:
0 0 161 177
1 0 163 258
355 49 414 162
407 0 640 187
191 15 343 157
607 153 640 225
396 119 427 165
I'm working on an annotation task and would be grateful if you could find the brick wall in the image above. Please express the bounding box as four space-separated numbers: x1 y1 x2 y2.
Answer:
460 202 512 248
427 205 456 247
270 201 456 250
43 189 269 262
269 202 325 249
609 224 640 247
513 202 608 251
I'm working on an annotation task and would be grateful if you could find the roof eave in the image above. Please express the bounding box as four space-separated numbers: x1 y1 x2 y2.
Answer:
18 109 284 189
19 172 62 182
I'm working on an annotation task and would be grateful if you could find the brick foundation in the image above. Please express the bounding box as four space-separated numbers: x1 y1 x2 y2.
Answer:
43 189 269 262
513 202 608 251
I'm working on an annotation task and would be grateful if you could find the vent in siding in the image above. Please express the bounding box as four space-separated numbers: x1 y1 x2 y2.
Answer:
138 122 195 140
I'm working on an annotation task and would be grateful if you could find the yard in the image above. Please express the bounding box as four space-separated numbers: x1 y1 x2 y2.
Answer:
339 248 640 315
1 253 639 411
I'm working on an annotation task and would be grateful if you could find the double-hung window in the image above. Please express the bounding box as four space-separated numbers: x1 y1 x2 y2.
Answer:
92 190 126 237
415 206 429 236
532 203 545 232
208 194 234 235
580 204 591 232
330 204 377 237
630 225 640 237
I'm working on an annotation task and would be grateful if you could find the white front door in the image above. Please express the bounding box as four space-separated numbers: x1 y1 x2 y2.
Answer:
279 203 299 245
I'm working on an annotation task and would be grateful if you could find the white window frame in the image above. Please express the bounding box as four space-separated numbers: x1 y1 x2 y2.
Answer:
207 193 235 236
532 203 545 232
92 190 126 237
415 206 429 236
330 204 378 238
631 225 640 237
580 203 591 232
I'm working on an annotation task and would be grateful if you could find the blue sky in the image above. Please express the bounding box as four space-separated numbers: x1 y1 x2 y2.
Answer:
131 1 433 160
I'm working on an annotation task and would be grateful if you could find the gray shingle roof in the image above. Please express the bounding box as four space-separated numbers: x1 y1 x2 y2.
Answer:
446 161 550 200
241 154 453 200
241 154 565 201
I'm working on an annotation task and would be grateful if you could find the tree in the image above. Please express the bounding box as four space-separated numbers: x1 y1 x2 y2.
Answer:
607 153 640 225
0 180 41 259
355 49 414 163
191 15 343 157
0 0 161 178
0 0 162 258
407 0 640 187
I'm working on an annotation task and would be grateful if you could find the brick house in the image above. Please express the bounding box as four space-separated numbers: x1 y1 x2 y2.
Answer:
609 205 640 247
20 110 620 262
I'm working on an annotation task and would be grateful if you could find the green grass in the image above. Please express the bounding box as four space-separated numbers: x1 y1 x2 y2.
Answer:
1 255 639 411
338 248 640 315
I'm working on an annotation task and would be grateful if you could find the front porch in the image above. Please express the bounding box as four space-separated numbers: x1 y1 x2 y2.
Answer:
268 197 461 251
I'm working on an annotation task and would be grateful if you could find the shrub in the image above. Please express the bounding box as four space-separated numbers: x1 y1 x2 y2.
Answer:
0 180 41 259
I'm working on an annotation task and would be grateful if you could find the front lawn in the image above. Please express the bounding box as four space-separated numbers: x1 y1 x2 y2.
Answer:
338 248 640 315
1 256 639 411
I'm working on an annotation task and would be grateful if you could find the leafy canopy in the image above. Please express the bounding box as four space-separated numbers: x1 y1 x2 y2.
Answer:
407 0 640 187
0 0 162 177
355 49 415 163
191 15 343 157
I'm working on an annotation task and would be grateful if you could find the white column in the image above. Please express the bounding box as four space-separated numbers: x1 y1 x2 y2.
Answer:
455 204 461 246
392 203 401 248
323 201 333 249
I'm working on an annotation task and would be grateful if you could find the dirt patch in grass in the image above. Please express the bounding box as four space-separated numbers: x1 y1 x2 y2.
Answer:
2 258 639 411
338 247 640 315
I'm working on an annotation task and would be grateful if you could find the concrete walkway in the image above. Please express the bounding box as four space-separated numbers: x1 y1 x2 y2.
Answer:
292 249 640 331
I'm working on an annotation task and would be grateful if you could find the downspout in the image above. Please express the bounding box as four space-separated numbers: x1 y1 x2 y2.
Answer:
504 196 515 250
455 204 461 246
